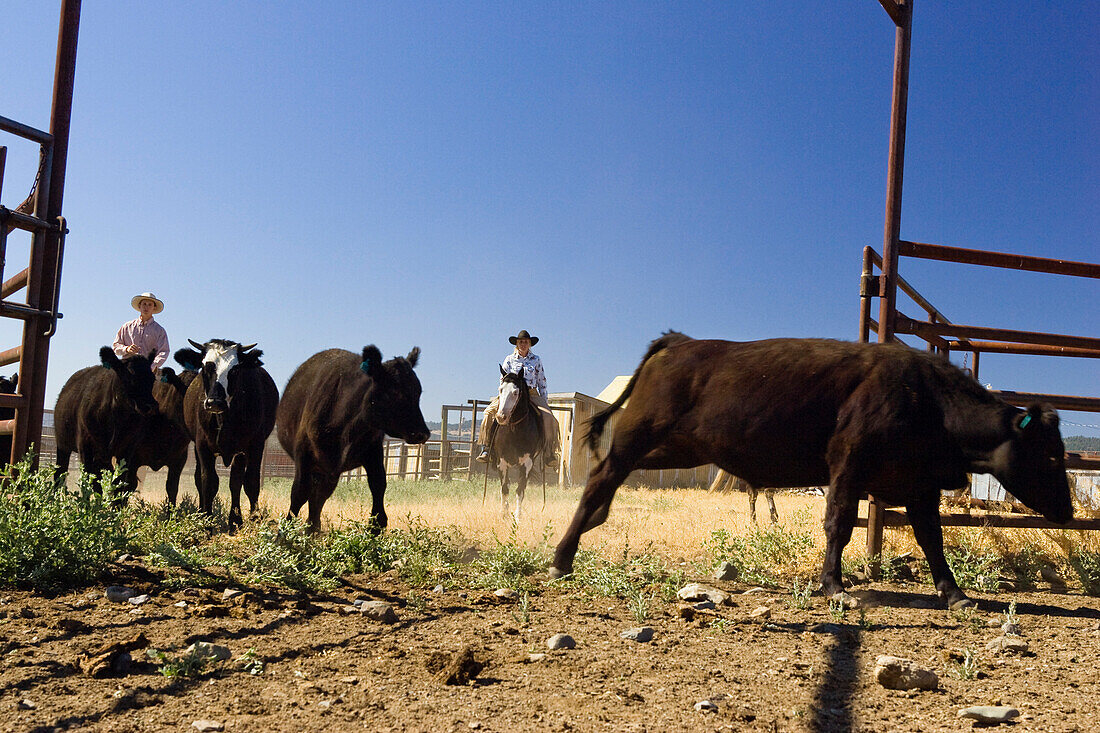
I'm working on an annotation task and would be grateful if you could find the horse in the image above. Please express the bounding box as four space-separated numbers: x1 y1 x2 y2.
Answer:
708 469 779 525
486 366 545 522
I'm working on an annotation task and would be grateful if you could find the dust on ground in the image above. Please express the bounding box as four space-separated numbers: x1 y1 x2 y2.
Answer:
2 557 1099 733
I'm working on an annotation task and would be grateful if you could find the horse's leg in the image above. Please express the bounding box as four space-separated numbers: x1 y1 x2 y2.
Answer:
498 459 510 519
748 484 759 525
516 455 532 523
767 487 779 525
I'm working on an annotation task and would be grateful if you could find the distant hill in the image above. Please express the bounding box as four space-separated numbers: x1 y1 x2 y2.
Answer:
1065 436 1100 452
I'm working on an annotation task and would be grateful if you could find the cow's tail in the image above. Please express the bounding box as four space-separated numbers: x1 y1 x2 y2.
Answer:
583 330 692 455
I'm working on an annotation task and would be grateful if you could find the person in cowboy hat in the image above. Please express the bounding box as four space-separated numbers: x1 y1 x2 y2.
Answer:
476 329 560 467
112 292 170 371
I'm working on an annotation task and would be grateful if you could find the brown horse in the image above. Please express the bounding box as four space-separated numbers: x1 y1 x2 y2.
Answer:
488 366 545 522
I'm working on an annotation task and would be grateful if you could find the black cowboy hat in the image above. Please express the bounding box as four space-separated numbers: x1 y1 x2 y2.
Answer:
509 329 539 346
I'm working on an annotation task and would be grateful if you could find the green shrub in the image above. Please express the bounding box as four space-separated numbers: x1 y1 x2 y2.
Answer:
942 537 1003 593
471 525 549 591
1067 550 1100 596
0 457 129 589
703 516 817 587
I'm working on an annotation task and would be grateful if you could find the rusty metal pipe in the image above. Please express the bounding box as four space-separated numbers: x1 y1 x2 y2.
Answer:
899 317 1100 351
948 341 1100 359
0 115 53 146
991 391 1100 412
900 240 1100 279
2 268 28 298
0 345 22 367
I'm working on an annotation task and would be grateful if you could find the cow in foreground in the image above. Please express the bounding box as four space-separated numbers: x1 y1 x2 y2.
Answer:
54 347 158 492
550 333 1073 610
277 346 430 531
176 339 279 526
131 367 198 505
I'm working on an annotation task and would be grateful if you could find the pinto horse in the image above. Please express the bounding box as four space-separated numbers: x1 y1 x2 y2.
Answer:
487 366 545 522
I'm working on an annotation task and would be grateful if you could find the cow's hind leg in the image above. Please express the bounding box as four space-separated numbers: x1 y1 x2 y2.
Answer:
906 497 972 610
287 451 315 527
550 451 635 578
820 474 861 608
748 485 759 525
165 459 183 506
243 444 264 520
766 487 778 525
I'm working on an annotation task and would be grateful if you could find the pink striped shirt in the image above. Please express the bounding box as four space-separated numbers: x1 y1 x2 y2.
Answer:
113 317 169 371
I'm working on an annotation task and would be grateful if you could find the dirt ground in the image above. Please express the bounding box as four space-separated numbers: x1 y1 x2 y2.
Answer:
2 557 1099 733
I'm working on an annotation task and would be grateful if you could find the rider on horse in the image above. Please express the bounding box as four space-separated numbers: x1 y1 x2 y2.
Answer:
476 329 560 467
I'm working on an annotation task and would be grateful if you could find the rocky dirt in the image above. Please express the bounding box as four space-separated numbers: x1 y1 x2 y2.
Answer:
2 559 1099 733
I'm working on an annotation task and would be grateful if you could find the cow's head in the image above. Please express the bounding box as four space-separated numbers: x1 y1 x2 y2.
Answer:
0 373 17 395
990 403 1073 524
496 366 529 425
174 339 261 414
99 346 158 416
360 345 430 444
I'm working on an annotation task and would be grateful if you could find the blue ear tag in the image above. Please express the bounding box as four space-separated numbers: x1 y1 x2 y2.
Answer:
1020 414 1032 429
101 363 111 369
360 360 370 374
159 375 168 383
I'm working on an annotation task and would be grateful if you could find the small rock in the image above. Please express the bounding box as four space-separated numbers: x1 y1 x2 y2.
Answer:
714 561 738 581
677 583 730 606
986 635 1029 655
116 554 132 563
1040 565 1066 586
957 706 1020 724
694 700 719 713
359 601 399 624
621 627 654 643
185 642 232 662
432 585 445 594
749 606 771 620
191 721 224 733
831 591 859 609
17 699 35 710
1001 622 1021 636
874 655 938 691
127 594 149 606
105 586 137 603
338 605 359 616
222 588 244 601
547 633 576 650
528 653 546 663
173 601 187 608
849 569 869 584
986 617 1002 628
742 587 769 594
493 588 519 601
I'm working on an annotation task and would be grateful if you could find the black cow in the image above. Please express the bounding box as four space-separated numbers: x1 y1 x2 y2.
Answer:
132 367 198 505
176 339 279 526
0 373 17 468
550 333 1073 610
277 346 431 531
54 346 158 491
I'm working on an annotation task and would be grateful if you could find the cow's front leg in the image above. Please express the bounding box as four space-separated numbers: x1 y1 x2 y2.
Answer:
766 488 779 525
196 444 219 516
906 497 971 610
748 485 759 525
364 440 389 532
165 459 183 506
243 445 264 520
227 455 246 528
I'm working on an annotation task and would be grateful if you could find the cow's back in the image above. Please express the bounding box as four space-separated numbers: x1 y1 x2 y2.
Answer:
622 338 972 487
277 349 364 458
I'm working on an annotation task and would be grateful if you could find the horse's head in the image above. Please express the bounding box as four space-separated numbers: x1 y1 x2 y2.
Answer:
496 365 529 425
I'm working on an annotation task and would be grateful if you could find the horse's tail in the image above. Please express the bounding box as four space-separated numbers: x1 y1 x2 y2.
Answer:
583 330 692 454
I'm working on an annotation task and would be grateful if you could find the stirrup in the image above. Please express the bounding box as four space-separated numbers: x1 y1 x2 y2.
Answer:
475 447 489 464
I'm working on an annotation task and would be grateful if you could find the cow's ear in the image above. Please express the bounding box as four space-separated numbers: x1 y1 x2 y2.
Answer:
10 374 16 388
1016 404 1044 433
174 348 202 372
242 348 264 367
406 347 420 368
360 345 383 377
100 346 120 370
158 366 177 384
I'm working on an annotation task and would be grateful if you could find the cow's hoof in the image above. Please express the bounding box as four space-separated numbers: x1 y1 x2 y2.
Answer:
830 591 860 609
948 597 976 611
547 566 570 580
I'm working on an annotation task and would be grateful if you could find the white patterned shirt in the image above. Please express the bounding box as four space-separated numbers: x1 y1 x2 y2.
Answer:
501 350 547 398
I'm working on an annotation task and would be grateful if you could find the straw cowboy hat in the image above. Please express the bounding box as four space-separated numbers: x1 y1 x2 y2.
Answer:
508 329 539 346
130 292 164 314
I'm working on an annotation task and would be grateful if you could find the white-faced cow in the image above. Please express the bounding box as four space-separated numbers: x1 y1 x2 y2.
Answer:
131 367 198 505
550 333 1073 610
175 339 279 526
277 346 430 531
54 346 159 492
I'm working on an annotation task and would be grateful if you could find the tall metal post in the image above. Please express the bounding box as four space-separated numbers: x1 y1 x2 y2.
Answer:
867 0 912 562
13 0 81 464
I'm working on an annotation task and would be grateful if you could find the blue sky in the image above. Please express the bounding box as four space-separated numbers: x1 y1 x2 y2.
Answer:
3 2 1097 436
